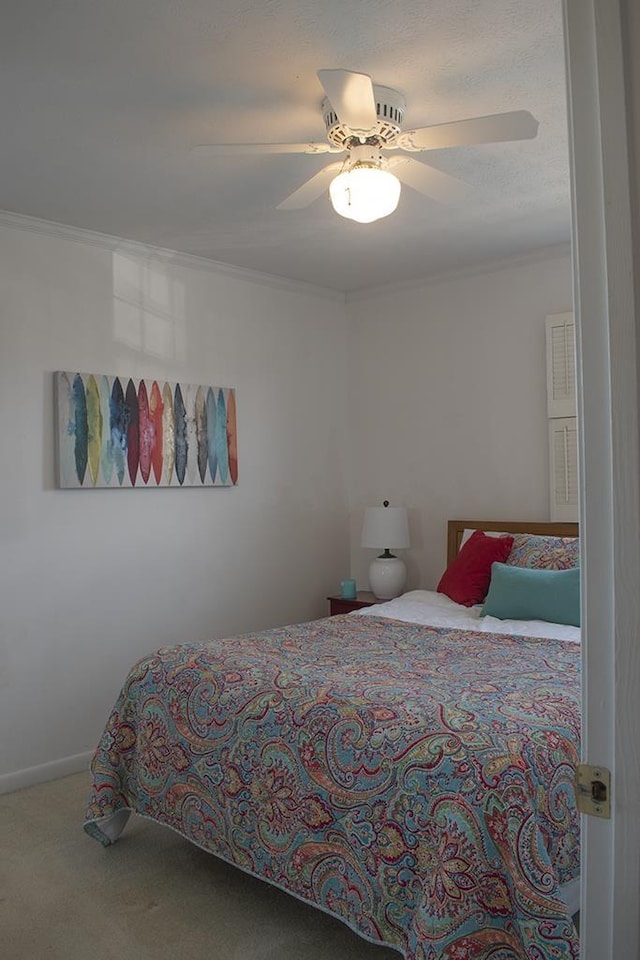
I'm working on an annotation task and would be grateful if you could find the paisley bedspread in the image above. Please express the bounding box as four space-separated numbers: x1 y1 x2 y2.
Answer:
84 614 580 959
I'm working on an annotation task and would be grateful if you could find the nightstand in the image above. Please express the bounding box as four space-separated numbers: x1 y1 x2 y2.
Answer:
327 591 378 616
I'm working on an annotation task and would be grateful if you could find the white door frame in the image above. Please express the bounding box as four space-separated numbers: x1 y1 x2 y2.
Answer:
563 0 640 956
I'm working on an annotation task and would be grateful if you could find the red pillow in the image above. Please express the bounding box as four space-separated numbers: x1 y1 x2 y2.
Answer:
437 530 514 606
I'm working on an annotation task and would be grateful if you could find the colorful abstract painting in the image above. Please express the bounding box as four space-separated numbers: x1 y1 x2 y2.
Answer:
55 372 238 488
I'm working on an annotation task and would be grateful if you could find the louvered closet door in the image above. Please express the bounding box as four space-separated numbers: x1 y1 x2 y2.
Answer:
549 417 579 521
546 312 576 418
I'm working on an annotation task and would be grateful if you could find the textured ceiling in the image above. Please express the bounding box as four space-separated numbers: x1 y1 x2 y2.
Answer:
0 0 570 293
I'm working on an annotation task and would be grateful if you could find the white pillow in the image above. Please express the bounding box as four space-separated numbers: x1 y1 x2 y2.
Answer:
460 528 507 548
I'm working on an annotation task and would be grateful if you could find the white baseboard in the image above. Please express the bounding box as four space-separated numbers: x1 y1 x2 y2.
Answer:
0 750 93 795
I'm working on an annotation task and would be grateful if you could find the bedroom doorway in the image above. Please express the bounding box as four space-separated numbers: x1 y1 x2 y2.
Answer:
562 0 640 957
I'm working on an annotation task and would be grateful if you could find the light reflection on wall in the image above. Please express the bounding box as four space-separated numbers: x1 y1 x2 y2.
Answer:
112 250 186 361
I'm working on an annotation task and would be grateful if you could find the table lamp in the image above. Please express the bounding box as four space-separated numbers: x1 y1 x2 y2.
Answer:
361 500 410 600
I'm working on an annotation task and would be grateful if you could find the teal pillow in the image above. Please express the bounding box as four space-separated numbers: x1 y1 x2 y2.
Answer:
482 563 580 627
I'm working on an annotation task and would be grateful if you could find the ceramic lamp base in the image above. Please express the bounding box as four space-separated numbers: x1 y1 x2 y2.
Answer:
368 556 407 600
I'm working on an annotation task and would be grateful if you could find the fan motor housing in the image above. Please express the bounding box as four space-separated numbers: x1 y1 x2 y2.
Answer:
322 84 406 148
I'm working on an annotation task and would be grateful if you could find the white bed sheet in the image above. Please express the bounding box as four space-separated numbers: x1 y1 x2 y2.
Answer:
356 589 580 644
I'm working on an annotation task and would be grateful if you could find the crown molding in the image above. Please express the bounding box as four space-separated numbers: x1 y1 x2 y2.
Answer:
345 242 572 303
0 209 345 304
0 208 570 305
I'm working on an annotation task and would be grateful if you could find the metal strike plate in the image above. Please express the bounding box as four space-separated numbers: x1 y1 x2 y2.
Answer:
575 763 611 818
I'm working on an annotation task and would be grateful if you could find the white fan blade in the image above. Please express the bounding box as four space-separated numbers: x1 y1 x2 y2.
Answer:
192 141 342 157
317 69 378 132
395 110 539 152
277 162 343 210
388 156 474 205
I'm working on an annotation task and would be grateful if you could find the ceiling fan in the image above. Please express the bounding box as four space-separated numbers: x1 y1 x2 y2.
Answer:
193 69 539 223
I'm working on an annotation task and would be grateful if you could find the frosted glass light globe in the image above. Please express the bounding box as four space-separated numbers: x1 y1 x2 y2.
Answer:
329 167 401 223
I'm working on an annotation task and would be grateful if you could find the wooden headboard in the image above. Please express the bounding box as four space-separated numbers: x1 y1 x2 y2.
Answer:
447 519 579 565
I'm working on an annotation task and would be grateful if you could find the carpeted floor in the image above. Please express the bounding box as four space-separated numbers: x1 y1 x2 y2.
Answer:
0 772 399 960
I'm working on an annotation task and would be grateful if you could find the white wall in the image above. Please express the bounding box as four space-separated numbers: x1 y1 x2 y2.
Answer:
346 250 573 591
0 218 350 789
0 219 573 790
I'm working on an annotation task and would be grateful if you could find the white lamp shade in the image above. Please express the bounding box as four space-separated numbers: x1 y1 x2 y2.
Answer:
329 167 401 224
361 506 410 550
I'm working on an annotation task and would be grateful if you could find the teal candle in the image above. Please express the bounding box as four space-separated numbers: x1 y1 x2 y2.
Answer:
341 578 357 600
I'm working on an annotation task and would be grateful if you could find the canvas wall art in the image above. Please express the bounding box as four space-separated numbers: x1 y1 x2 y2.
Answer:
55 372 238 488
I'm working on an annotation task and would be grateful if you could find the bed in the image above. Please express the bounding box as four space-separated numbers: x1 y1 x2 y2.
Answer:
85 519 581 960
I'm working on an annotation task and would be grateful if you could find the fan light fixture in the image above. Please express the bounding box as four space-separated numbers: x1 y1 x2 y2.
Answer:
194 70 541 220
329 164 401 224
